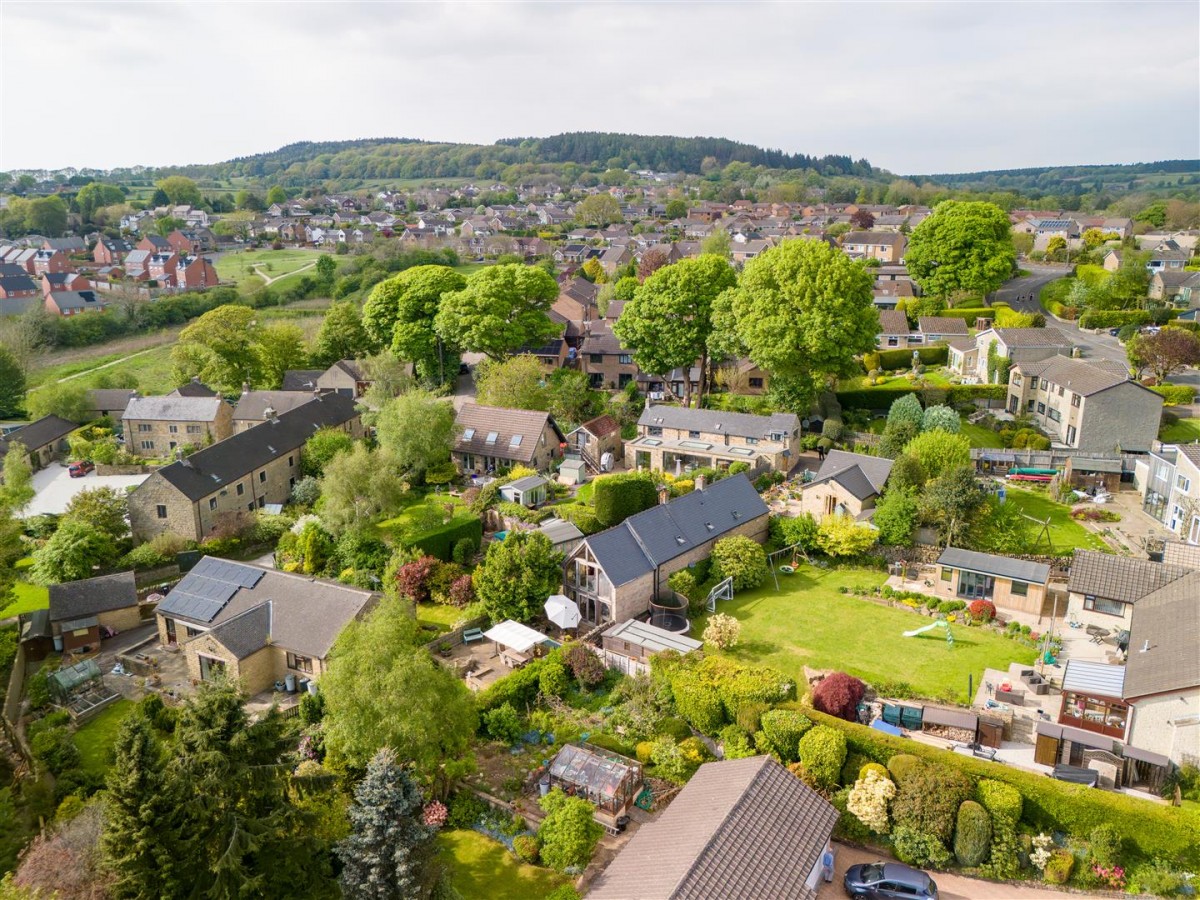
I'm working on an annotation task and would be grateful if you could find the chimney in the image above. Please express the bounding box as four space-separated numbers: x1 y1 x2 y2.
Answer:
658 486 670 506
191 375 201 384
263 406 276 422
695 474 706 492
242 382 250 396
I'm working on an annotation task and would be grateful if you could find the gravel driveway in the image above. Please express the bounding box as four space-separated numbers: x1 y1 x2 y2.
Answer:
25 463 150 517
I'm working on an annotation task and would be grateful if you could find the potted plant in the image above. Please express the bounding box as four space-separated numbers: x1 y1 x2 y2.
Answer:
437 640 452 658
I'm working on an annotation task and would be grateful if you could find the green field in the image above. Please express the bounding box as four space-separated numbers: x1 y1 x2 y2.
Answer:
0 563 47 620
61 345 181 395
696 564 1036 703
74 699 135 779
1161 418 1200 444
1001 486 1110 553
437 830 568 900
213 248 325 284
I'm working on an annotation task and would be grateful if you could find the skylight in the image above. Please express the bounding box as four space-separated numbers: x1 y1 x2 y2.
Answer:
640 438 662 447
729 447 755 457
462 428 475 440
679 440 712 451
510 434 523 447
485 432 498 444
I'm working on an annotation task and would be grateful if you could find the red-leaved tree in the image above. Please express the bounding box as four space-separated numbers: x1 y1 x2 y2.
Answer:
395 556 438 604
968 599 996 623
812 672 867 721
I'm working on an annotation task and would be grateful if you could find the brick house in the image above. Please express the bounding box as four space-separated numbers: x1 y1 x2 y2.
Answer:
798 450 894 522
452 403 565 474
1006 356 1163 452
48 571 141 653
154 556 377 694
0 415 77 472
123 395 233 458
0 273 38 305
625 404 800 475
564 473 769 626
31 249 71 276
44 289 107 316
147 252 179 282
842 231 906 263
129 393 362 542
136 234 171 254
581 321 639 391
93 237 132 267
175 255 219 291
166 229 201 256
931 547 1051 616
122 249 152 280
41 271 90 297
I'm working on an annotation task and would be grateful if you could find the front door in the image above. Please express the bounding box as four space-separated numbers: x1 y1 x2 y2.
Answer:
1034 733 1060 767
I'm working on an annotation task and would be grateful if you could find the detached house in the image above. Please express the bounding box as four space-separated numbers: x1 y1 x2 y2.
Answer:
950 327 1075 383
626 404 799 475
452 403 565 474
129 393 362 542
175 255 219 291
565 473 769 626
876 309 913 348
842 231 906 263
799 450 894 522
155 556 377 694
45 288 107 317
917 316 970 343
123 395 233 458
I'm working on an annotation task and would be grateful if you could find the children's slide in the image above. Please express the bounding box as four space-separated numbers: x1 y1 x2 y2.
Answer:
903 620 948 637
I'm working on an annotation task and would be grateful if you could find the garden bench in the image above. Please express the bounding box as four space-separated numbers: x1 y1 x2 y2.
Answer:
462 628 485 644
972 745 998 761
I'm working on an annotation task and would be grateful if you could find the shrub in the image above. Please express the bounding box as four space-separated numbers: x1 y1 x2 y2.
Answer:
1043 849 1074 884
892 761 974 843
718 724 756 760
31 726 79 775
447 574 475 607
886 753 923 786
975 778 1022 824
709 535 768 590
936 600 966 614
797 725 847 790
1078 309 1150 330
483 702 523 744
735 702 768 735
967 599 996 623
759 710 813 763
847 767 896 834
921 405 960 434
657 717 692 742
298 692 325 725
399 515 483 561
512 834 539 864
594 473 658 528
1152 384 1197 406
395 555 439 603
564 643 605 689
702 613 741 650
538 789 603 872
670 671 727 734
1087 823 1123 868
831 785 876 843
649 736 690 783
451 538 477 565
887 393 924 428
1127 860 1186 897
892 826 952 869
538 659 570 698
811 672 866 721
953 800 993 867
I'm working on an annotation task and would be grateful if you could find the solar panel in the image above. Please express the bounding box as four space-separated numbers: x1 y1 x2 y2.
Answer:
159 557 264 622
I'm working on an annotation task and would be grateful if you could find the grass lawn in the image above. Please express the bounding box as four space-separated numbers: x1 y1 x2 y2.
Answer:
437 830 568 900
0 575 48 620
74 699 135 779
416 602 464 632
213 248 324 284
374 491 468 543
68 345 180 395
1001 486 1110 553
696 565 1035 703
959 418 1005 449
1160 418 1200 443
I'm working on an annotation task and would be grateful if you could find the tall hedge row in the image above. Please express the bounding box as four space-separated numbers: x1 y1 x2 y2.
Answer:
836 384 1006 410
874 346 950 371
1078 309 1152 330
594 472 658 528
400 515 483 561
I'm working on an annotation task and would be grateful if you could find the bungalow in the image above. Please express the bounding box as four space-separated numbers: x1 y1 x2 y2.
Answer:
123 395 234 458
1065 550 1191 633
48 571 141 654
0 415 78 472
917 315 970 343
452 404 565 475
932 547 1051 616
564 473 769 625
128 393 363 542
799 450 894 522
873 279 914 309
45 289 107 317
590 755 837 900
626 404 799 475
876 309 913 349
155 556 377 694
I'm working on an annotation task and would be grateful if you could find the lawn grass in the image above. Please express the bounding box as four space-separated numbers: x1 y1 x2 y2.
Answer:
959 418 1005 449
74 698 135 779
1160 418 1200 444
67 345 180 395
213 248 324 284
416 602 464 632
373 491 468 543
1001 486 1110 553
437 830 568 900
695 565 1035 703
0 576 48 619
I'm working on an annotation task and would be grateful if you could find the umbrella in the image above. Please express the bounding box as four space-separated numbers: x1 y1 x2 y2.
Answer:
544 594 581 630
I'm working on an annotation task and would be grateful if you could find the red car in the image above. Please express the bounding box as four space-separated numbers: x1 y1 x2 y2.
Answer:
68 461 94 478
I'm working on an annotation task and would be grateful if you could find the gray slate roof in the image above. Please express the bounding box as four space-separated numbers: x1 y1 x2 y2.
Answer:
638 404 798 441
0 414 77 456
939 547 1050 585
49 290 105 312
1123 571 1200 698
123 395 225 422
169 378 218 398
990 327 1075 348
1014 356 1142 398
145 393 358 502
232 391 316 422
918 315 970 335
280 369 324 391
582 474 768 587
87 389 138 414
877 309 910 335
1067 550 1190 604
207 602 273 660
808 450 894 500
48 571 137 623
589 755 837 900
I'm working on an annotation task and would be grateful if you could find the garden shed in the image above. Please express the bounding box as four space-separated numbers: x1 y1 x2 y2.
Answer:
547 743 642 819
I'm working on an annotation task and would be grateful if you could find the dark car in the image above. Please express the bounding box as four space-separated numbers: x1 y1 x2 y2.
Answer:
844 862 938 899
68 461 94 478
1108 327 1121 337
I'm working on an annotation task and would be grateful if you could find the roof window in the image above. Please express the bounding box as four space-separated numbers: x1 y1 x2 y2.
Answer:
462 428 475 440
510 434 523 448
485 432 498 444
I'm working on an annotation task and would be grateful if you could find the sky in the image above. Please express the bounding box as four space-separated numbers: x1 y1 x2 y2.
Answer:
2 1 1198 175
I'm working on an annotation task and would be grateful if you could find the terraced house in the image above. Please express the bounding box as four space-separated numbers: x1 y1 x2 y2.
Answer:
129 393 362 541
122 395 234 458
624 403 799 474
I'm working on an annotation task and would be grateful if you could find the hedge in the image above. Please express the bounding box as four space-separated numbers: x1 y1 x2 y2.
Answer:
875 346 949 371
924 308 997 324
1077 309 1151 330
594 472 658 528
400 515 483 561
1151 384 1197 406
802 708 1200 865
837 384 1006 410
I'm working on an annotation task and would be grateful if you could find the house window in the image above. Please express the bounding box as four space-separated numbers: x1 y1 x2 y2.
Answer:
589 353 603 364
1011 581 1029 596
1029 377 1037 390
1083 595 1126 617
138 423 152 432
1037 402 1046 414
286 652 314 674
140 440 154 450
589 373 604 388
887 337 899 347
618 374 633 388
259 471 267 483
1011 374 1022 387
688 430 700 439
248 503 255 512
168 425 178 434
648 427 662 437
209 498 217 511
1066 425 1077 444
1048 409 1061 423
1071 393 1081 408
746 437 758 445
288 455 294 467
618 354 632 365
156 505 167 519
1177 474 1192 493
749 377 764 388
236 483 244 496
940 567 953 582
1057 386 1064 396
187 425 201 434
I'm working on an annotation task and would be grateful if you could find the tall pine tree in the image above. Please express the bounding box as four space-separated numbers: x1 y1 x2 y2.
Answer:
336 748 436 900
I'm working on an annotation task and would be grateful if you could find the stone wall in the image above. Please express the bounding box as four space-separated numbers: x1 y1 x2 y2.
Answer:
97 463 153 476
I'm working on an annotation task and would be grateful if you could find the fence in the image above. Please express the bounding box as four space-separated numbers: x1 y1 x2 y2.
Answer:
2 643 32 765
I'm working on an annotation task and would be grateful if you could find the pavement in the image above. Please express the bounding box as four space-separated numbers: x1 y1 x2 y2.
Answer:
24 462 150 517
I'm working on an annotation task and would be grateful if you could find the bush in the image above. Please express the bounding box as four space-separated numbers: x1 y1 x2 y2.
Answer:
735 702 768 735
887 393 924 428
30 726 80 775
886 753 923 786
635 741 655 764
1087 823 1123 868
975 778 1022 824
968 600 996 623
702 613 741 650
1078 309 1150 330
936 600 966 614
1043 849 1074 884
921 405 960 434
811 672 866 721
892 826 953 869
876 346 949 370
759 710 813 763
512 834 539 864
447 791 488 830
953 800 993 867
671 671 727 734
1151 384 1197 406
298 692 325 726
718 725 756 760
658 717 692 742
564 643 605 689
452 538 477 565
892 761 975 843
1127 860 1187 897
709 535 769 590
538 659 570 698
399 515 483 561
847 767 896 834
483 702 523 744
796 725 847 790
593 473 658 528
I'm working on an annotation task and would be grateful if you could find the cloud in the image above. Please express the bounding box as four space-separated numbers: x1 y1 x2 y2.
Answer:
2 0 1196 173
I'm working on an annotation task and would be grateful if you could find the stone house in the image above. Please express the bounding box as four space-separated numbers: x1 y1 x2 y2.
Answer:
452 404 565 475
951 327 1075 382
798 450 894 522
155 556 377 695
48 571 141 653
566 414 623 471
123 395 234 458
1065 550 1191 633
231 389 318 433
86 388 139 424
625 404 799 475
564 473 769 625
932 547 1051 616
129 393 362 542
1006 356 1163 452
316 359 372 397
0 415 77 472
581 320 639 391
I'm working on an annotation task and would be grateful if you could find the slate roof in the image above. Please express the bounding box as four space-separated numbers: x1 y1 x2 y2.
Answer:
280 369 324 391
637 404 798 441
145 393 358 502
232 391 316 422
918 315 970 336
807 450 893 500
169 378 218 398
48 571 137 623
877 309 910 335
123 395 225 422
49 290 105 312
1067 550 1191 604
87 389 138 414
0 414 77 456
580 320 626 356
989 327 1074 348
1014 356 1141 397
1122 571 1200 698
207 602 273 660
589 755 837 900
582 474 768 587
843 231 905 247
938 547 1050 585
0 274 36 293
161 556 376 658
453 404 563 465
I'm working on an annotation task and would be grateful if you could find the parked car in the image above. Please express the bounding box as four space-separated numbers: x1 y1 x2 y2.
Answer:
1108 328 1121 337
68 461 94 478
844 862 938 899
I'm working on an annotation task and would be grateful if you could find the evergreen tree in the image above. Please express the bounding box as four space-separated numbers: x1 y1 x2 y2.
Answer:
101 711 182 899
336 749 436 900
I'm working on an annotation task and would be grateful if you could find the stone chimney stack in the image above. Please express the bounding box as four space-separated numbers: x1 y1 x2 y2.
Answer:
695 474 706 492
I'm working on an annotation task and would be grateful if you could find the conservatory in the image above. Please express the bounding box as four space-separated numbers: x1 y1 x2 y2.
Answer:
547 743 643 821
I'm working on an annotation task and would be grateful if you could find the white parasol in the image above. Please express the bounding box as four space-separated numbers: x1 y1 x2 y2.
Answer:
544 594 582 630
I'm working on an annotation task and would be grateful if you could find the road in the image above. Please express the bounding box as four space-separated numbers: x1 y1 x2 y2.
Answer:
992 265 1066 314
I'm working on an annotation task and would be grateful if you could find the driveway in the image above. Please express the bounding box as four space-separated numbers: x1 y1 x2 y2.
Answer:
25 463 150 517
820 842 1108 900
993 265 1066 314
